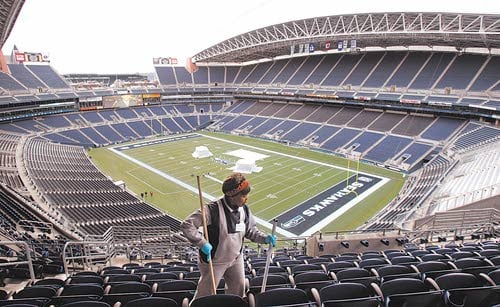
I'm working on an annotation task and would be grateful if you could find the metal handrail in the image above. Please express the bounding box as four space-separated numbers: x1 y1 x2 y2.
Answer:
62 240 114 276
0 241 36 282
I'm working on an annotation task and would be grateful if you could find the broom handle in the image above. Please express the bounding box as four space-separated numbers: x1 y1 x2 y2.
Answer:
197 175 217 295
261 219 278 293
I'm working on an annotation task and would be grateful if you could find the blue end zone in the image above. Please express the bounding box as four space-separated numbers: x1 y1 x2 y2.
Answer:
276 174 382 235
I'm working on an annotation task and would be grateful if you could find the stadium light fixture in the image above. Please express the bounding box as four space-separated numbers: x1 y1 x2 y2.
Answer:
380 239 390 246
341 241 350 249
360 240 369 247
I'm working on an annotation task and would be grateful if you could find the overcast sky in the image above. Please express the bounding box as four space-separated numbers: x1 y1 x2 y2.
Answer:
3 0 499 75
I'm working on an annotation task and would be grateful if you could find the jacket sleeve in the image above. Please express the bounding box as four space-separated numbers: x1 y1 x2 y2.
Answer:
245 208 267 244
180 205 211 249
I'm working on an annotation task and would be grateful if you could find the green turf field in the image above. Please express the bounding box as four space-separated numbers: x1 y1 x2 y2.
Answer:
88 131 405 234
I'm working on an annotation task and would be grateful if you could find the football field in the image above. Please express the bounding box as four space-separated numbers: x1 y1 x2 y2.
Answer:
89 131 405 236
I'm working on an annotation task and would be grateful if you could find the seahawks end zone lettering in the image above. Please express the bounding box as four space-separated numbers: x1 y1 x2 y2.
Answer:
114 134 199 151
276 174 382 236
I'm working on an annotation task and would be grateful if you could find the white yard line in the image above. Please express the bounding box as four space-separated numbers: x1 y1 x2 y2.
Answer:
204 174 223 184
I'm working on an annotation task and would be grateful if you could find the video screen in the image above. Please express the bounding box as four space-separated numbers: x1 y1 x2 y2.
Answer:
102 95 143 108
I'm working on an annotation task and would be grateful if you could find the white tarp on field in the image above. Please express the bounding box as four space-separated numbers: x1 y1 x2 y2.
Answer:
225 149 269 161
231 158 262 174
226 149 267 173
192 146 213 158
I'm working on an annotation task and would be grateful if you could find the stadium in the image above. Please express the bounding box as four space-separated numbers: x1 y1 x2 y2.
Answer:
0 2 499 306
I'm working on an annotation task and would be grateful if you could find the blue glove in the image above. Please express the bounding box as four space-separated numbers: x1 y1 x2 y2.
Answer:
200 242 212 262
265 234 277 247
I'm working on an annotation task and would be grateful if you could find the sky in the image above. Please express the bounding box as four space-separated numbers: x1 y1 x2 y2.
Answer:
2 0 500 75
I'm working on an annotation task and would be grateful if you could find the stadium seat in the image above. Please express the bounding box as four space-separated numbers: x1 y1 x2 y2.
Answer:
313 282 380 307
290 271 334 292
74 271 100 277
143 272 179 286
104 274 142 285
306 258 333 265
290 264 325 275
358 258 391 271
371 277 444 307
480 268 500 286
432 272 500 307
13 286 57 299
251 288 315 307
190 294 248 307
246 274 291 294
152 280 197 306
66 275 104 286
123 296 178 307
254 266 288 278
371 265 420 282
333 268 371 281
30 278 66 289
0 298 51 307
451 257 496 276
326 262 357 274
52 284 104 306
413 261 457 279
61 301 111 307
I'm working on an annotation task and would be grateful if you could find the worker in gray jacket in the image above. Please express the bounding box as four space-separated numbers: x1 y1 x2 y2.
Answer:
181 172 276 299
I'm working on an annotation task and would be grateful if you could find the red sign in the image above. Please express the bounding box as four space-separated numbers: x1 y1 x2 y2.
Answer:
15 52 26 63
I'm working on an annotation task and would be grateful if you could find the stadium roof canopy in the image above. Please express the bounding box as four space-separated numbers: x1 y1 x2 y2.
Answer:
0 0 24 50
192 12 500 63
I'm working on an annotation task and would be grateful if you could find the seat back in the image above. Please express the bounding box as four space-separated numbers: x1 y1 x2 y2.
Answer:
255 288 310 307
335 268 370 280
105 274 142 284
435 272 483 290
190 294 248 307
123 296 178 307
0 298 51 307
358 258 389 270
320 282 372 301
61 301 111 307
380 278 444 307
61 284 104 297
33 278 66 289
153 280 197 305
248 274 290 294
434 272 500 306
293 271 333 291
108 282 151 294
291 264 324 275
380 278 428 296
326 261 356 273
68 275 104 285
488 269 500 285
13 286 57 299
